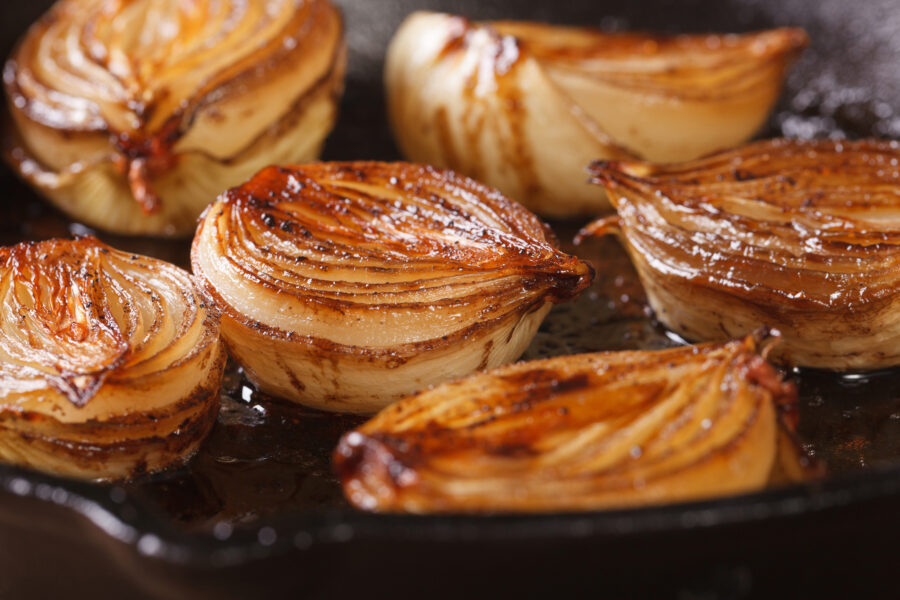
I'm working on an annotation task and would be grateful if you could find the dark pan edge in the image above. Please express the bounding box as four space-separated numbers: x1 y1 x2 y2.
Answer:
2 460 899 569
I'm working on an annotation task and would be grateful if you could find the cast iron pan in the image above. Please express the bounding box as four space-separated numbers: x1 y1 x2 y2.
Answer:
2 1 900 598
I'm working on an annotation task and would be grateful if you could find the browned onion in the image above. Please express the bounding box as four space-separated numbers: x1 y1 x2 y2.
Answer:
386 12 806 217
579 138 900 370
4 0 346 236
192 162 593 414
0 237 224 480
335 334 809 513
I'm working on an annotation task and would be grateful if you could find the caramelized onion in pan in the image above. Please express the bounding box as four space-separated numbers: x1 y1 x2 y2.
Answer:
4 0 346 236
579 138 900 370
385 12 806 217
192 162 593 414
0 237 224 480
335 334 806 513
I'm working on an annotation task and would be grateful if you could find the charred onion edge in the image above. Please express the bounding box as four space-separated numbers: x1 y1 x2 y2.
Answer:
191 161 595 351
4 0 342 133
578 139 900 371
334 333 818 513
1 236 223 406
441 18 808 101
192 161 593 411
0 237 226 479
3 0 345 214
2 45 346 196
0 359 223 481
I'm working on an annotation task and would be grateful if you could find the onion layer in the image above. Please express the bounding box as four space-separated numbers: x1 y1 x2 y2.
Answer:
192 162 593 414
4 0 346 236
385 12 806 217
580 138 900 370
335 334 801 513
0 237 224 480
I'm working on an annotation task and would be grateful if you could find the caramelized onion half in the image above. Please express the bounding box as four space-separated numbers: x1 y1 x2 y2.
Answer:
335 334 802 513
4 0 346 236
385 12 806 217
579 138 900 370
0 237 224 480
192 162 593 414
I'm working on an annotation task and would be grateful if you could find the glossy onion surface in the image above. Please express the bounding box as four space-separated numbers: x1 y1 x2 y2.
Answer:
4 0 346 236
0 237 224 480
335 335 796 513
385 12 806 217
192 162 593 414
581 138 900 370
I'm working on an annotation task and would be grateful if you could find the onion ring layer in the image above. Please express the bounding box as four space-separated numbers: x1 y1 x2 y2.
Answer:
0 237 224 480
581 138 900 370
192 162 593 413
386 12 806 217
4 0 346 236
335 334 798 513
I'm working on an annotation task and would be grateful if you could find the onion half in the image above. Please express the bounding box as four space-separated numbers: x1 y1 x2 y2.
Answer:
385 12 806 218
4 0 346 236
335 334 805 513
0 237 224 480
580 138 900 370
192 162 593 414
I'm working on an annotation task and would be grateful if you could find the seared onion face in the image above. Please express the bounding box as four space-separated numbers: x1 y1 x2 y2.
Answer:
192 162 593 414
335 335 805 513
385 12 806 217
0 237 224 480
4 0 346 236
580 138 900 371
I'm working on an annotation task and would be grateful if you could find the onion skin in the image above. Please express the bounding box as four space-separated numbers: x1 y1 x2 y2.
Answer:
192 162 593 414
580 138 900 371
4 0 346 237
0 237 224 480
385 12 806 218
335 334 798 513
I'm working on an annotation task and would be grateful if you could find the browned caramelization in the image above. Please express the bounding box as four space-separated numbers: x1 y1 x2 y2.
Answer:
580 138 900 371
335 334 816 513
0 237 225 480
4 0 346 235
386 12 807 217
192 162 593 413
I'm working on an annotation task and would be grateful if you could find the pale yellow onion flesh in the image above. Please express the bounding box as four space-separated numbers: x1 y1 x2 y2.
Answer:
385 12 807 217
580 138 900 370
335 335 807 513
192 162 593 414
0 237 224 480
4 0 346 236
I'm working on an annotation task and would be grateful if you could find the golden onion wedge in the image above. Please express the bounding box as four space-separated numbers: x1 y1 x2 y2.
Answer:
580 138 900 371
3 0 346 236
0 237 224 480
385 12 807 217
192 162 593 414
335 334 804 513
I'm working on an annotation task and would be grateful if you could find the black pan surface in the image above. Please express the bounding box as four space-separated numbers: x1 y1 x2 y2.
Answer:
2 1 900 598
